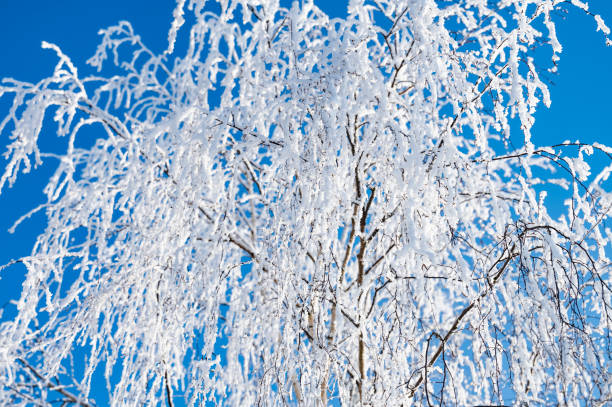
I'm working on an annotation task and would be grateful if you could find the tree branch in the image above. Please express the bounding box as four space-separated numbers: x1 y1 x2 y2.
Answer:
16 358 95 407
407 245 517 397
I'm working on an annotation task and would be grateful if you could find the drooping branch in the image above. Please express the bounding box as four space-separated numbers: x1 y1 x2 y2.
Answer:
407 244 518 397
16 358 95 407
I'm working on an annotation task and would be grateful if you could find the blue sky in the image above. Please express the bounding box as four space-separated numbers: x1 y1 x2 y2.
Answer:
0 0 610 404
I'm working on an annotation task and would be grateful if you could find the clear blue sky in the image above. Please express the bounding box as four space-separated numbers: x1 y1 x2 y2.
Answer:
0 0 610 403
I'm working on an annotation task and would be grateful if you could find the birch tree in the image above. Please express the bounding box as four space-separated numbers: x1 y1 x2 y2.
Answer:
1 0 611 405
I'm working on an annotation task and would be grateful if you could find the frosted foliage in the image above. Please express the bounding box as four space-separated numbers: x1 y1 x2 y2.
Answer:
0 0 611 406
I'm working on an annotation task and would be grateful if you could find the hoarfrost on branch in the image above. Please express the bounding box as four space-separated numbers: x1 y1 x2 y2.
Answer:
0 0 611 405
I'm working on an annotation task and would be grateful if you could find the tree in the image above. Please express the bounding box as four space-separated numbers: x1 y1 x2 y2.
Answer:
0 0 611 405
